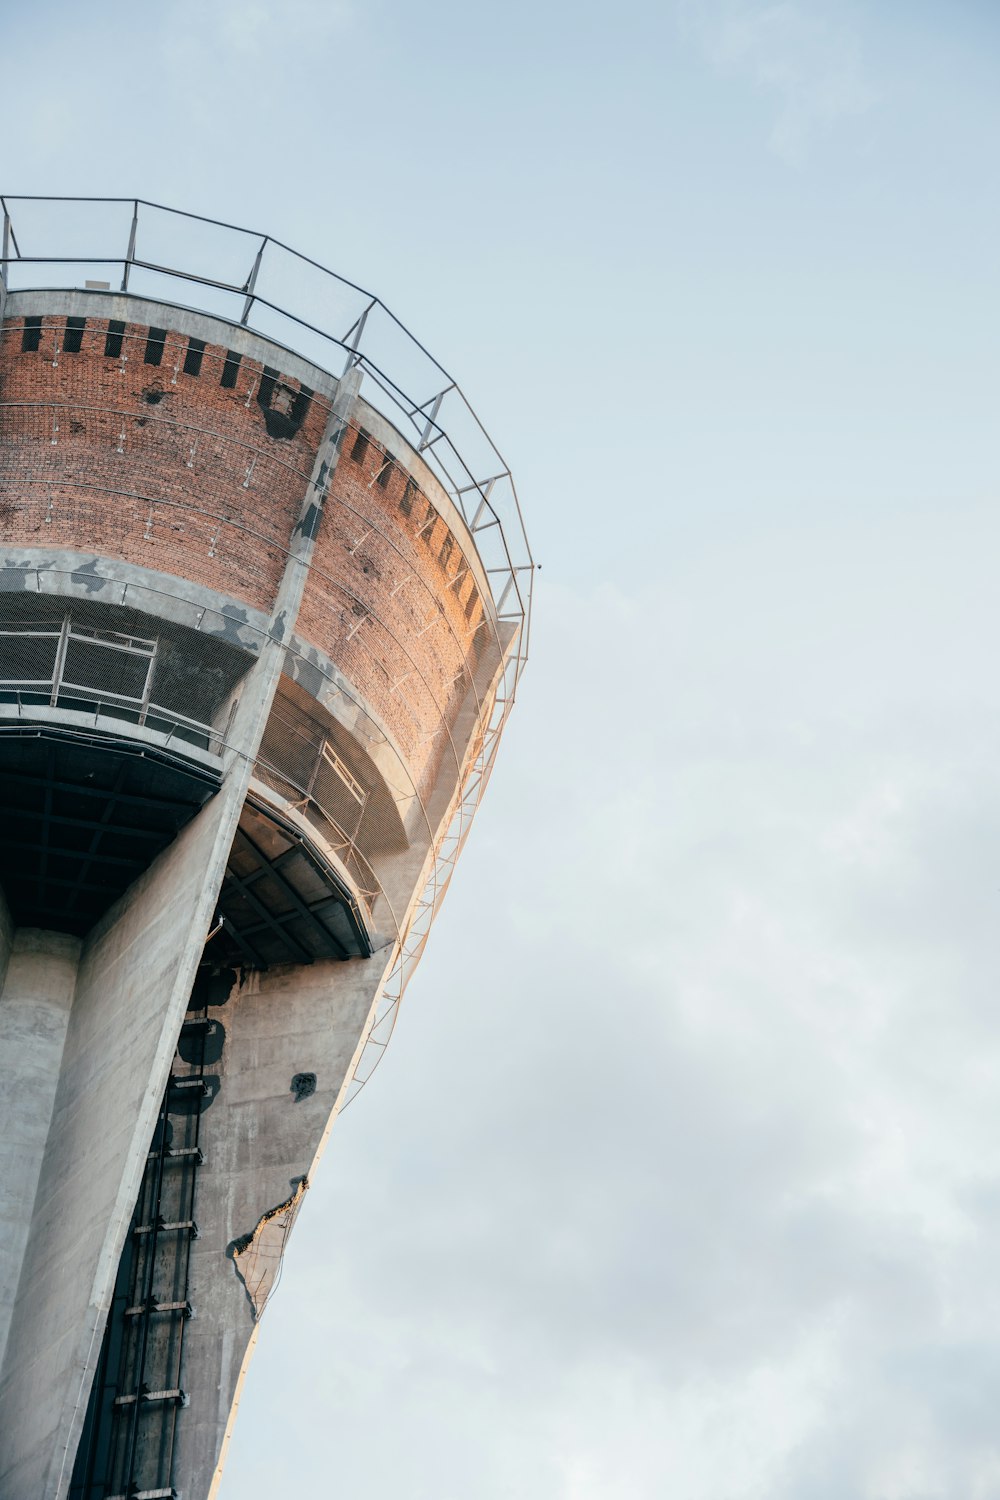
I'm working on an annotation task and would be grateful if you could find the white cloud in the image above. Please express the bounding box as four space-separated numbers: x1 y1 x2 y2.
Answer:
680 1 877 162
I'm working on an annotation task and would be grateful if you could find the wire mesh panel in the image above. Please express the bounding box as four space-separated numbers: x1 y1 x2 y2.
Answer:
0 593 254 750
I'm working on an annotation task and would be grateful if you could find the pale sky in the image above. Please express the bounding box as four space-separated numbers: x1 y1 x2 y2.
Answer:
8 2 1000 1495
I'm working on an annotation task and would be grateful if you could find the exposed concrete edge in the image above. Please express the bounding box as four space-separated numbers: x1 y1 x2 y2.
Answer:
0 547 270 655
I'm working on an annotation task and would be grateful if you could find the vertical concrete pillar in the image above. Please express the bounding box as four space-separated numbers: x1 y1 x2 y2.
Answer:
0 787 248 1499
0 927 80 1373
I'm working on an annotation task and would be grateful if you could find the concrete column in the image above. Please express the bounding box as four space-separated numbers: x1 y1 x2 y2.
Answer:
0 789 251 1499
0 368 364 1500
0 927 80 1373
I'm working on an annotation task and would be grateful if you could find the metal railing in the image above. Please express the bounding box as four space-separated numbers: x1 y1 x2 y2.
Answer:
0 195 534 685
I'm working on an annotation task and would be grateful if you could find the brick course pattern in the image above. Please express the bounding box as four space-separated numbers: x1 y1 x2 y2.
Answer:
0 316 324 611
0 311 494 800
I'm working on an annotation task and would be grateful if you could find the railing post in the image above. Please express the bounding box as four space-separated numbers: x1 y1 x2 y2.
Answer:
0 208 10 326
340 298 375 377
121 200 138 293
241 237 267 325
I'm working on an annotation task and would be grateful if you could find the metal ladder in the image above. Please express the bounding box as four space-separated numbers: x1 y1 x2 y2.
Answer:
68 1001 215 1499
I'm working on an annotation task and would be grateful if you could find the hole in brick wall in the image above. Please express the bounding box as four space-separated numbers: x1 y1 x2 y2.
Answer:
104 320 125 358
400 476 418 516
144 327 166 366
256 367 312 440
350 428 370 464
142 384 169 405
220 350 241 388
21 316 42 353
439 533 454 569
464 583 480 621
63 317 85 354
183 337 205 376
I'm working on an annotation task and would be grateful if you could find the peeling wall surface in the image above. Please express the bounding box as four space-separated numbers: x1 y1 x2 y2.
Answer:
0 281 524 1500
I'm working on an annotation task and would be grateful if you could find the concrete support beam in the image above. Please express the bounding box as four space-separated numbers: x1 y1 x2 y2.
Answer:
0 790 249 1499
0 927 80 1374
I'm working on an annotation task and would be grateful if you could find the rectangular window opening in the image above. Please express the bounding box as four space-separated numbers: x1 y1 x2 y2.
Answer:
104 320 125 359
63 317 86 354
21 316 42 353
350 428 369 464
183 338 205 376
376 452 393 489
400 477 418 517
220 350 241 389
144 327 167 366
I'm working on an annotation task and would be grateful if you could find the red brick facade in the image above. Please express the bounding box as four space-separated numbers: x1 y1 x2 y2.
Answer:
0 308 494 796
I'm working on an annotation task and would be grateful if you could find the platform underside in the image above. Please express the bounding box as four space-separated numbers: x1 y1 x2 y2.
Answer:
0 725 371 962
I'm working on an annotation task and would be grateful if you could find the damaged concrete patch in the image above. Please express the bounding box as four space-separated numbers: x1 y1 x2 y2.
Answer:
229 1178 308 1319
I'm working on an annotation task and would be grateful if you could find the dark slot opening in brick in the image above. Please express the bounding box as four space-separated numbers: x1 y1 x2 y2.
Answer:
220 350 241 389
104 320 125 358
21 316 42 353
144 327 167 366
183 338 205 376
256 369 310 439
350 429 369 464
464 584 480 621
439 533 454 569
290 386 312 426
63 317 86 354
258 365 278 409
400 477 418 517
376 453 393 489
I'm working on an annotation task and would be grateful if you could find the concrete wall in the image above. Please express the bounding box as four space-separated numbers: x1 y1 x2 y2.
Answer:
0 927 80 1375
173 948 395 1493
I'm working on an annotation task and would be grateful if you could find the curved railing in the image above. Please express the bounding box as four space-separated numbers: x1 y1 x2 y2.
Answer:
0 194 534 681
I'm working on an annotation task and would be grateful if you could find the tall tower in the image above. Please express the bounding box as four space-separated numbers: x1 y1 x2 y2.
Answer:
0 197 532 1500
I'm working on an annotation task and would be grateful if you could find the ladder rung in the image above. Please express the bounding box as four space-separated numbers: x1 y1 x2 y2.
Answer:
113 1387 186 1408
146 1145 204 1164
133 1219 198 1238
106 1489 178 1499
124 1299 194 1319
181 1016 215 1033
167 1075 209 1095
